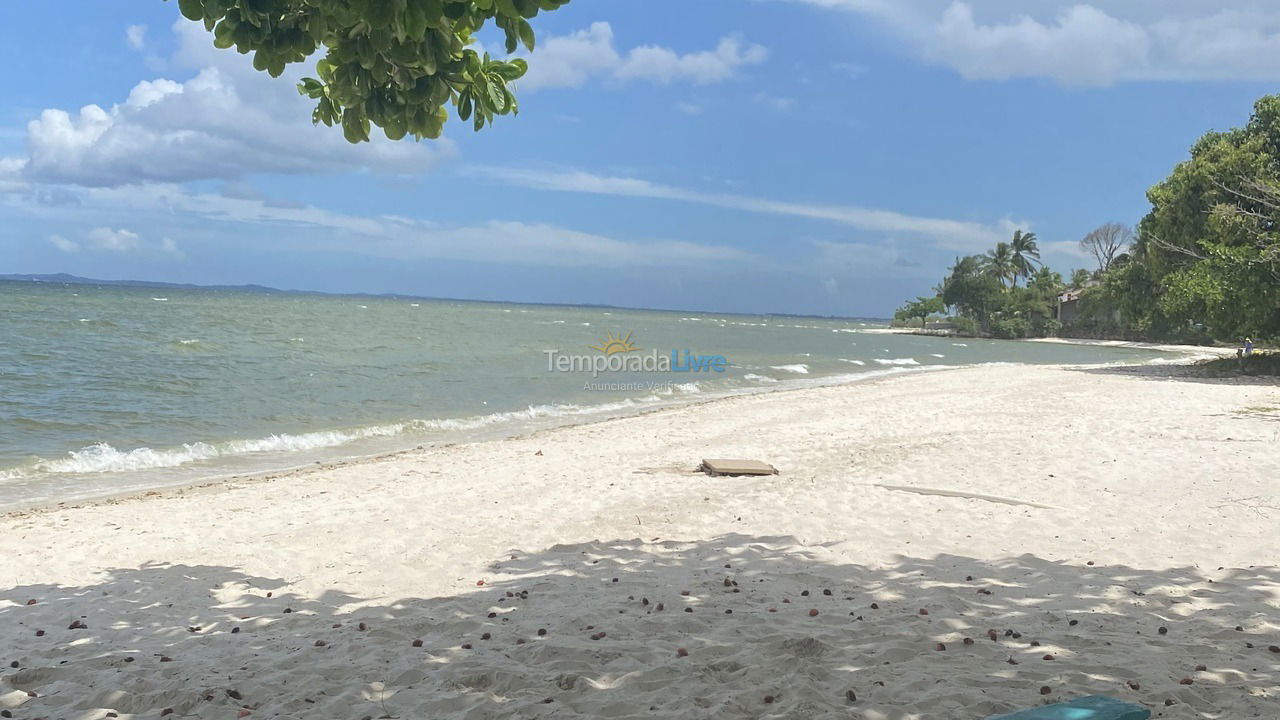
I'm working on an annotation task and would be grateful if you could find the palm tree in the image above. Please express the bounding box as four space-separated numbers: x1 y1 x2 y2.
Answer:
1009 230 1041 286
983 242 1017 288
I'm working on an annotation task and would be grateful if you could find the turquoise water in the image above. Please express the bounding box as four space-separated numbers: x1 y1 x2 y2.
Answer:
0 280 1168 508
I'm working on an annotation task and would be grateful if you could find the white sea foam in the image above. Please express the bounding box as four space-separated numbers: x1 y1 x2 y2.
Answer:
952 343 969 347
930 353 945 358
769 364 810 374
152 297 168 302
14 442 220 476
743 374 779 383
178 339 200 345
838 359 867 366
874 357 920 366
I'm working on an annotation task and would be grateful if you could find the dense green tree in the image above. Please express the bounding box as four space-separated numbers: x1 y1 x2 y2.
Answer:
170 0 572 143
939 255 1005 330
1009 230 1041 285
1121 94 1280 340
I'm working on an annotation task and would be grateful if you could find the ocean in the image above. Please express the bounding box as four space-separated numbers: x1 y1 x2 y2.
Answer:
0 279 1168 509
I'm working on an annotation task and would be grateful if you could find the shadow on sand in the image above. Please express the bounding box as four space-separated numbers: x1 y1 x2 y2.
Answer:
2 535 1277 719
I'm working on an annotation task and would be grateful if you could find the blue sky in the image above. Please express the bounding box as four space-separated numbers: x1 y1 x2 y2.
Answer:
3 1 1279 317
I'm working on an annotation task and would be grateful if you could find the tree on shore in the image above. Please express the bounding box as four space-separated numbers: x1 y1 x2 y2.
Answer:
1080 223 1132 274
894 296 945 329
983 242 1017 288
1009 230 1041 285
171 0 572 143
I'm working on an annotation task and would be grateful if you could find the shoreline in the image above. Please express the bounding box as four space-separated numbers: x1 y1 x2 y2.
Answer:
865 326 1236 358
1 363 956 517
3 361 1277 719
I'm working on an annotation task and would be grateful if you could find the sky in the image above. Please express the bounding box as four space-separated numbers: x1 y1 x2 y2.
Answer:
3 0 1279 317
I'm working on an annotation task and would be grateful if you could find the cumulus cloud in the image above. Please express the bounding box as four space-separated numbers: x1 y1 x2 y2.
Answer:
87 227 141 252
49 234 79 253
478 166 1021 251
125 25 147 51
520 22 767 91
793 0 1280 85
19 21 450 187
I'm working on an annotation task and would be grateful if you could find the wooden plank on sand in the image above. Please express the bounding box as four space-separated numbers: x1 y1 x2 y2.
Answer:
698 459 778 477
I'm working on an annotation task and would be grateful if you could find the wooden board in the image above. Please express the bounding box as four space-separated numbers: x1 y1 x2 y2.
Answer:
698 459 778 477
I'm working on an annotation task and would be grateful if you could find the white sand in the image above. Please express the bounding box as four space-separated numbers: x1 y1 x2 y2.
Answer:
2 363 1278 719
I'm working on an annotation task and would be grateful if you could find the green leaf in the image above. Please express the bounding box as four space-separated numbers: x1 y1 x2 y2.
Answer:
177 0 205 22
516 18 535 51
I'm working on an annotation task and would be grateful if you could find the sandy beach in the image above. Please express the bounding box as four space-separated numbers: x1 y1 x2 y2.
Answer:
2 362 1278 719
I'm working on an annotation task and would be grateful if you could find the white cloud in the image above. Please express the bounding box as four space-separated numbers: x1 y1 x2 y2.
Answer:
478 166 1021 251
159 236 184 258
125 24 147 51
87 227 141 252
19 21 450 187
792 0 1280 85
4 181 752 270
519 22 767 91
49 234 78 253
615 36 768 85
753 93 795 112
675 102 704 115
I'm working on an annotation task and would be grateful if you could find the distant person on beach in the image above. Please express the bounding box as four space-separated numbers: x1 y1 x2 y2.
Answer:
1244 337 1254 357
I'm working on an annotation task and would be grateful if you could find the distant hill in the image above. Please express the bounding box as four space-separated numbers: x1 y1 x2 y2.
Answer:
0 273 286 294
0 273 889 323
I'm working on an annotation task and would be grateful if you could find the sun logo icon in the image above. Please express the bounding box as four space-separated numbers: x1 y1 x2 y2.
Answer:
590 330 641 355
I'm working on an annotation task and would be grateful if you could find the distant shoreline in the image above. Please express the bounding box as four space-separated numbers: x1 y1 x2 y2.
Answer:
865 326 1234 358
0 274 891 325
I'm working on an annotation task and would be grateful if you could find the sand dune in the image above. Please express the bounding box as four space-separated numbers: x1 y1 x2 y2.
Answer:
2 363 1278 718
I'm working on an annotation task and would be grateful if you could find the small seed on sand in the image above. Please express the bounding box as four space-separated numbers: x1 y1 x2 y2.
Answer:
1042 654 1055 661
481 633 491 640
25 599 36 606
987 630 999 642
870 603 879 609
823 589 832 596
763 695 775 704
238 711 251 718
1126 681 1140 691
1269 645 1280 653
935 643 946 651
537 628 547 636
1068 620 1078 626
963 638 974 646
676 648 689 657
35 630 44 637
845 689 857 703
1086 561 1094 566
1165 699 1176 706
642 598 649 605
1179 678 1193 685
476 580 485 586
655 603 664 612
684 607 693 613
1040 686 1051 695
1158 626 1168 635
487 612 497 618
358 622 368 631
681 590 691 596
314 640 326 647
412 640 423 647
231 627 241 634
919 609 929 616
461 643 472 649
161 709 173 716
516 638 527 645
227 690 243 700
801 590 810 597
809 609 819 617
283 608 292 614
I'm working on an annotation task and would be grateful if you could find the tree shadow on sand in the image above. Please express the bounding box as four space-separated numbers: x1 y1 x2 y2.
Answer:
2 536 1277 719
1068 363 1279 387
